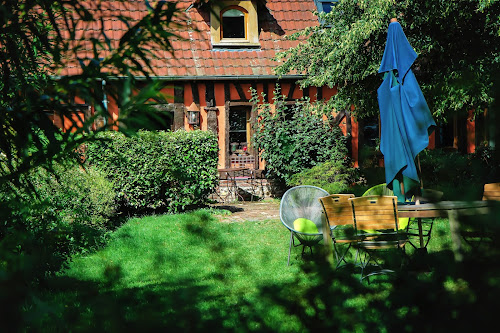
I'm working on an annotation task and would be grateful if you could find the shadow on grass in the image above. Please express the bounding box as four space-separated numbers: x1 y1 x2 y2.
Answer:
12 207 500 332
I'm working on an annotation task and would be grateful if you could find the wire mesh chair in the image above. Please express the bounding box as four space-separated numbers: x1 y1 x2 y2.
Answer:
280 185 330 265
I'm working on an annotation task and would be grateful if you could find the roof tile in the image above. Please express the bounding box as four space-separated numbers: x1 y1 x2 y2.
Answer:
58 0 318 77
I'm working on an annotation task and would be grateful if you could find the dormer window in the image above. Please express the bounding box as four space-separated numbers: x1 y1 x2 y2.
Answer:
211 1 259 48
314 0 338 14
222 7 246 39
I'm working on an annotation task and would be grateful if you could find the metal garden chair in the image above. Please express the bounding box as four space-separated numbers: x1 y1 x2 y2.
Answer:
280 185 329 265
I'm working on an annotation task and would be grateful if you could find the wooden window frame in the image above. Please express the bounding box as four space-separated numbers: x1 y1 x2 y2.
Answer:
225 101 259 169
211 1 259 48
221 6 248 41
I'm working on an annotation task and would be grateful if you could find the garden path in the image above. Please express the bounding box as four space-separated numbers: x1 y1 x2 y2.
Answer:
212 201 280 223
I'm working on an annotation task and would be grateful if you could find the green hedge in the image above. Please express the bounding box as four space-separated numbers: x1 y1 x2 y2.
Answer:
85 130 219 213
418 145 500 200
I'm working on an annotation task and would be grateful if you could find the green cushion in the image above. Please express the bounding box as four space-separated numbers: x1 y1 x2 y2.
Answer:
399 217 409 230
293 218 319 234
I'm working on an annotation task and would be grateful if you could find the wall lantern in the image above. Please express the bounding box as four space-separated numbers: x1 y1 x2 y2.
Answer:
187 109 200 126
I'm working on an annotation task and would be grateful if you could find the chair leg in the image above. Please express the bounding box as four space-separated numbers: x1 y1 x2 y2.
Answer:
334 242 353 269
287 232 293 266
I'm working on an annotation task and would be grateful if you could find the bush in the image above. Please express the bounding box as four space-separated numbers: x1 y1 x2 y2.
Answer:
417 146 500 200
85 130 219 213
0 163 115 281
288 160 356 194
251 86 349 187
27 164 118 229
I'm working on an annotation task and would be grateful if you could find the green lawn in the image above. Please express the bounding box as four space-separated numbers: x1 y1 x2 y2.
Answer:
24 209 499 332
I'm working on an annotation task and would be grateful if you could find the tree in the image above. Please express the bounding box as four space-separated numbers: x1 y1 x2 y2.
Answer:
275 0 500 121
0 1 185 328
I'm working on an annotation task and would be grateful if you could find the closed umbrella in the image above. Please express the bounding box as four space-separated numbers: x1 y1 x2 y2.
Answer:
377 19 436 202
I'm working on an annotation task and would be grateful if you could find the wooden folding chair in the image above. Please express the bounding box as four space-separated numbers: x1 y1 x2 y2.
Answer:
319 194 355 268
349 196 408 281
483 183 500 201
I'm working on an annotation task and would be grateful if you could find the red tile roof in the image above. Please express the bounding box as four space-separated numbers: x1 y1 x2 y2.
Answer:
58 0 318 77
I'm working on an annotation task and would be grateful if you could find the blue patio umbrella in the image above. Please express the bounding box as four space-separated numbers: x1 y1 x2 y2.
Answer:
377 20 436 202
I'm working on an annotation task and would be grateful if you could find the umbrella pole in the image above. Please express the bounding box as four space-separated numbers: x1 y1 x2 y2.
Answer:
417 155 424 189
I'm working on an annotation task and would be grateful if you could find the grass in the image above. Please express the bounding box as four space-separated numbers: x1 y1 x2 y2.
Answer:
22 209 500 332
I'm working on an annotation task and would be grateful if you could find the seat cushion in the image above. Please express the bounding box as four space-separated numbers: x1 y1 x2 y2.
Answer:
293 218 319 234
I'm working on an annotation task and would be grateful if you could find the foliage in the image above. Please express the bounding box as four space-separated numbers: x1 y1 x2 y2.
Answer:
0 165 113 281
0 0 184 180
0 1 186 329
85 130 219 213
288 160 356 194
275 0 500 121
418 147 500 200
25 164 117 228
250 86 349 186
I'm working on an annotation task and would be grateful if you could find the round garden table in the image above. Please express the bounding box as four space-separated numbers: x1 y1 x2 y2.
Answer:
397 200 493 261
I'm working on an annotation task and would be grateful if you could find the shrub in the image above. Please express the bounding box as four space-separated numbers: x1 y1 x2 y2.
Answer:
417 146 500 200
27 164 118 229
0 163 115 280
251 86 349 187
288 160 356 194
85 130 219 213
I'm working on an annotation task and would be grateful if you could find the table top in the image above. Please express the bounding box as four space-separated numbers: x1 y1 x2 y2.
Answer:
398 200 490 211
397 200 493 218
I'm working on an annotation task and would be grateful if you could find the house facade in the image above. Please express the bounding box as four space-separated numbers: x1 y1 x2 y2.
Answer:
56 0 359 171
55 0 482 173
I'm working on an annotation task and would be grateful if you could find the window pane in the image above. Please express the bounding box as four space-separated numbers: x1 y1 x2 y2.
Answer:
223 9 244 18
322 3 333 13
229 107 248 147
222 9 245 38
362 116 379 147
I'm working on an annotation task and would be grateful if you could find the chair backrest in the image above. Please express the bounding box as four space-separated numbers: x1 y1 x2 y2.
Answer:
280 185 329 234
362 183 394 197
483 183 500 201
349 196 399 232
319 194 355 228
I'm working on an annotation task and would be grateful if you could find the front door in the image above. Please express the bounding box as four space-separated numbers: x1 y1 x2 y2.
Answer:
228 106 256 169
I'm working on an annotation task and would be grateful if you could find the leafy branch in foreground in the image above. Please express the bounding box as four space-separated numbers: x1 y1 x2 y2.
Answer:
0 2 188 323
1 0 186 180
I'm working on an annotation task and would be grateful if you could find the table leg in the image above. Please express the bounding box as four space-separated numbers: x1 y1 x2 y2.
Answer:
448 209 463 262
417 218 425 248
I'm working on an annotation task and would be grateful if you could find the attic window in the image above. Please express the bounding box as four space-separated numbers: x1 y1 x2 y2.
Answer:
315 0 338 14
222 7 246 39
211 1 260 48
